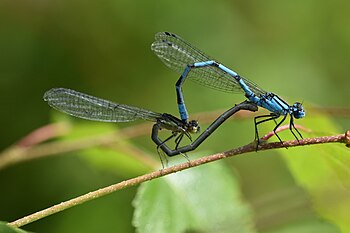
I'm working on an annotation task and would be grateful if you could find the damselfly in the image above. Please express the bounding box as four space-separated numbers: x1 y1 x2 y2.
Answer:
152 32 305 147
44 88 198 157
43 88 256 160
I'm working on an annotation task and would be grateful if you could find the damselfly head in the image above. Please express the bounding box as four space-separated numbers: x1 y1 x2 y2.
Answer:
292 102 305 119
187 120 200 134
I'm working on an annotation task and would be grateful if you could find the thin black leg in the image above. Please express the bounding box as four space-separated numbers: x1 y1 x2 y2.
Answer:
254 114 280 140
272 114 288 144
289 115 303 141
156 131 177 152
151 124 177 157
162 132 178 145
254 113 281 150
174 134 184 150
183 130 192 142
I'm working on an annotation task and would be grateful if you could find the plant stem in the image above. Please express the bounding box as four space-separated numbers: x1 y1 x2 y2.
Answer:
8 130 350 228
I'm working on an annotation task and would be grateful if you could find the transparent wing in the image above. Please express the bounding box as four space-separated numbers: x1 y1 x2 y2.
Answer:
151 32 265 96
44 88 162 122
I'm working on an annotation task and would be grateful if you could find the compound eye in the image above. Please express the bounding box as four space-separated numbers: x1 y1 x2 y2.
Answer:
293 102 303 111
293 102 300 107
292 102 306 119
188 120 200 133
190 120 198 126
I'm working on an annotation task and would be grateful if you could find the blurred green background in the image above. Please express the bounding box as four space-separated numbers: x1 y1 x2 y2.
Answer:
1 0 350 232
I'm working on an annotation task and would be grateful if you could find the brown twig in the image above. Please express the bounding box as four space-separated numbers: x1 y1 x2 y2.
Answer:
8 130 350 228
15 122 71 147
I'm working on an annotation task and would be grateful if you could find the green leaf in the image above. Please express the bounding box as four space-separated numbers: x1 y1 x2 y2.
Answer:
58 120 152 176
280 114 350 232
79 146 151 176
132 161 256 233
266 217 340 233
0 222 31 233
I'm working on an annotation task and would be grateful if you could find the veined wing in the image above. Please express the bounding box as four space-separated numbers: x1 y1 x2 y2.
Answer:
151 32 265 96
43 88 161 122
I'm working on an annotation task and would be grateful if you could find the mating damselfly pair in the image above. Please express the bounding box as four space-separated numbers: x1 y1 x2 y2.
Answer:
44 32 305 163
